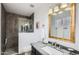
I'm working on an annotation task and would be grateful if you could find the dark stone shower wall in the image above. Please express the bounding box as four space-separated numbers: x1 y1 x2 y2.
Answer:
6 12 30 52
30 13 34 32
1 4 6 52
6 13 18 52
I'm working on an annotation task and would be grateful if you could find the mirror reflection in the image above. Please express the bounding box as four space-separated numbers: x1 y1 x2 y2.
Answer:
49 3 75 43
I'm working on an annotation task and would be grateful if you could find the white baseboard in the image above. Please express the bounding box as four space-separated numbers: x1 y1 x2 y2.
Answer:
19 45 32 53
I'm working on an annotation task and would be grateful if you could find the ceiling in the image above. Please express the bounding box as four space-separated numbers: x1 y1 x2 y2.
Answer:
3 3 55 16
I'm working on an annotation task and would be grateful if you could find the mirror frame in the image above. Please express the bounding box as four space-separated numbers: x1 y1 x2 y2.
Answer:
48 3 76 43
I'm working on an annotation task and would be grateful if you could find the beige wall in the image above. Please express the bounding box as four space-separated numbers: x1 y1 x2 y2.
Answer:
1 4 6 53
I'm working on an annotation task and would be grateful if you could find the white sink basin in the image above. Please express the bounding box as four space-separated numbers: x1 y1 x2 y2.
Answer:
41 46 64 55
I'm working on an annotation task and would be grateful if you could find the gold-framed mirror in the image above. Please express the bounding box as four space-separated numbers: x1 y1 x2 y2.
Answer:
48 3 76 43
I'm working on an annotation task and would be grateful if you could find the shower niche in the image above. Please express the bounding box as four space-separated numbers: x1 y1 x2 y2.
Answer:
18 17 34 32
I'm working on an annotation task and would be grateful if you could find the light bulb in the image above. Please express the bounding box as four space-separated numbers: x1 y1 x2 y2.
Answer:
58 11 63 14
60 4 68 8
54 6 59 12
48 9 53 14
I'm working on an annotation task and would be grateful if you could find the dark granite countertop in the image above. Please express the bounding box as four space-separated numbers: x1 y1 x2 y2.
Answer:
31 41 79 55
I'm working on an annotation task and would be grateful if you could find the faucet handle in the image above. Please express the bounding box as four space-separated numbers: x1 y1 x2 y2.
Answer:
53 42 56 46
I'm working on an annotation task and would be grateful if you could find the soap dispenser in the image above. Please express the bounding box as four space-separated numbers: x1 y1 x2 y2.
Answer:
41 24 48 44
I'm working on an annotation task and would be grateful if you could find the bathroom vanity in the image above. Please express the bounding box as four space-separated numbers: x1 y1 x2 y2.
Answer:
31 41 79 55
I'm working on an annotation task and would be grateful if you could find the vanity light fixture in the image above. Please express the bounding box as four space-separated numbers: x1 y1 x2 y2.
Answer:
48 8 53 14
58 11 63 14
54 6 59 12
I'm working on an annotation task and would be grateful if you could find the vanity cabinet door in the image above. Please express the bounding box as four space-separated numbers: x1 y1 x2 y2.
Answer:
36 50 42 55
31 46 42 55
31 46 36 55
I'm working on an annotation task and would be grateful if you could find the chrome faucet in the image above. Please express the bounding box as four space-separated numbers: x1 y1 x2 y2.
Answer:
53 42 57 47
